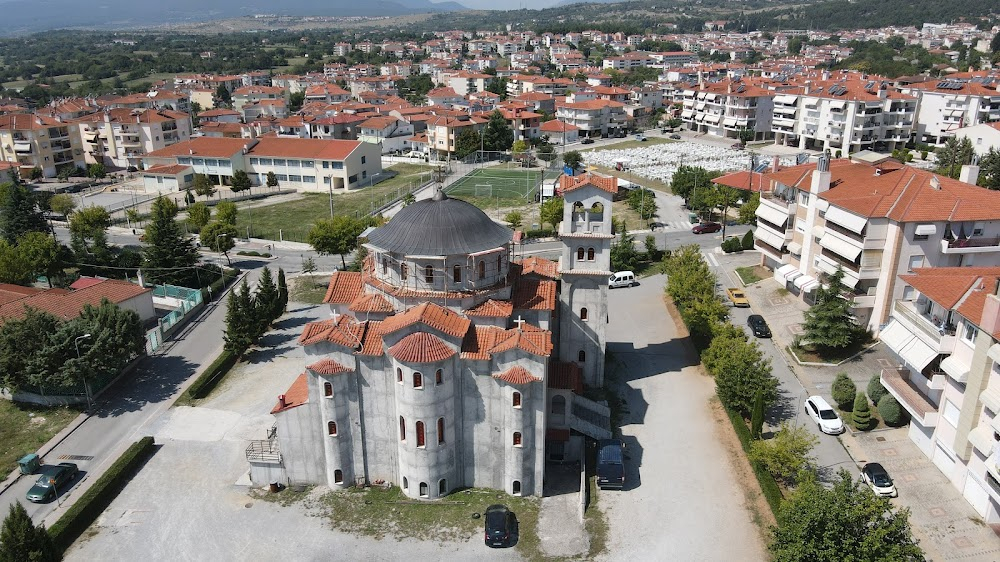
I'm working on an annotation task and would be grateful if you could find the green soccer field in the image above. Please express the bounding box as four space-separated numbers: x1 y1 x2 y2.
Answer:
445 168 541 203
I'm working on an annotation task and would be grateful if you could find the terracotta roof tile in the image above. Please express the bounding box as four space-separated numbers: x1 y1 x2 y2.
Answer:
388 332 456 363
559 173 618 195
548 361 584 394
323 271 364 304
492 365 541 385
0 279 151 323
461 326 505 360
466 299 514 317
271 373 309 414
306 359 353 375
248 137 361 160
518 256 558 279
380 302 470 339
357 320 386 356
899 267 1000 309
348 292 393 314
512 279 557 311
145 137 249 158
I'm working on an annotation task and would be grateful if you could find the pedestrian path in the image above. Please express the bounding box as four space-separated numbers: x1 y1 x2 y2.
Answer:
657 220 694 231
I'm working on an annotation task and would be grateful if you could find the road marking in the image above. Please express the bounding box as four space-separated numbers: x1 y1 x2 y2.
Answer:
57 454 94 461
701 251 719 267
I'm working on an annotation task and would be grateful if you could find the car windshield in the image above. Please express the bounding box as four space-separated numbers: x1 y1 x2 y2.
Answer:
33 476 53 488
872 473 892 486
819 409 838 420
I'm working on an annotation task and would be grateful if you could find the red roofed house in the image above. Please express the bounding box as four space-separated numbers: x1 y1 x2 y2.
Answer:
253 179 619 500
0 278 155 324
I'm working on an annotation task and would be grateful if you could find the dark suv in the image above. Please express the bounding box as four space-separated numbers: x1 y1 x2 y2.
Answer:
596 439 626 490
484 504 516 547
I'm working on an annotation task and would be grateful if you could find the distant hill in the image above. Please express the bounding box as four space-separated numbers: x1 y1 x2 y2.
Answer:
0 0 468 34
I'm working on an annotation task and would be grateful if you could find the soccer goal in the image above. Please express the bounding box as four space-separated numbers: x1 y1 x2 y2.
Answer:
474 183 493 197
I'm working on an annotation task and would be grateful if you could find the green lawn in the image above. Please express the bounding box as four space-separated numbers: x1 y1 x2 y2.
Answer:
235 163 434 242
0 401 80 474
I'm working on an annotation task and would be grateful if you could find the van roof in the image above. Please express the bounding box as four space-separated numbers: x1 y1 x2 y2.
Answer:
597 439 624 463
614 271 634 276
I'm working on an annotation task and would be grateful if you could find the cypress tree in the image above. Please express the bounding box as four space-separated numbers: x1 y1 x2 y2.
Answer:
0 501 59 562
275 268 288 318
750 388 765 439
255 267 278 332
831 372 857 411
852 392 874 431
142 196 199 287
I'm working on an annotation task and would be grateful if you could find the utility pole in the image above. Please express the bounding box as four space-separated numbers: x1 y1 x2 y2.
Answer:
329 176 334 218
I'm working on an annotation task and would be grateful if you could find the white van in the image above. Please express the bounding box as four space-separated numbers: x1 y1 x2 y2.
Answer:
608 271 635 288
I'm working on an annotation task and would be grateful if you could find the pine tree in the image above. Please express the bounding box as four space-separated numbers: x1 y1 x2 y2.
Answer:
750 388 765 439
255 267 278 333
223 280 255 354
802 268 857 352
142 196 200 287
852 392 874 431
0 183 48 244
276 268 288 319
0 501 59 562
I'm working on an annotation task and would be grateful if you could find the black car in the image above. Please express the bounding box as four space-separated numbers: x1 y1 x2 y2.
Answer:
747 314 771 338
669 134 682 140
26 463 78 503
484 504 516 547
596 439 626 490
581 137 595 144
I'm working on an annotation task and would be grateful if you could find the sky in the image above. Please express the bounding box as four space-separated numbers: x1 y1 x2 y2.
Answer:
445 0 559 8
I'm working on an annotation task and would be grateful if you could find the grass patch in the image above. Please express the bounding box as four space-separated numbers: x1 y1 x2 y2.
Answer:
289 274 330 305
788 339 876 364
314 485 541 554
583 477 610 559
252 485 314 507
735 265 765 285
0 401 80 474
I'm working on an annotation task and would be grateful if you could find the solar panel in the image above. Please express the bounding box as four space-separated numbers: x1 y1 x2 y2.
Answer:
865 81 875 90
753 162 769 173
796 152 810 164
828 85 838 94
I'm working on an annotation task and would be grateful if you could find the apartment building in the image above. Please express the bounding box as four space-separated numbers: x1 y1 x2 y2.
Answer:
446 71 491 96
78 108 193 169
357 115 415 154
424 114 485 156
232 86 289 113
554 99 628 138
0 114 85 178
901 77 1000 145
879 266 1000 525
772 77 917 154
679 79 775 141
715 153 1000 333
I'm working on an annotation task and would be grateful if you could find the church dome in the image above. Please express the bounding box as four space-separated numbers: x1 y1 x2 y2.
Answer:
367 191 513 256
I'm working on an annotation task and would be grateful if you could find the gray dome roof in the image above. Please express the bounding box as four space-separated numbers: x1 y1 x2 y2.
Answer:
367 192 513 256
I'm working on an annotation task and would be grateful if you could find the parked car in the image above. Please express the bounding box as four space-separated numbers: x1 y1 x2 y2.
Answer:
726 288 750 307
731 143 745 150
861 462 898 497
805 395 845 435
26 463 78 503
669 134 682 140
484 504 516 547
747 314 771 337
609 271 636 288
691 221 722 234
581 137 594 144
596 439 626 490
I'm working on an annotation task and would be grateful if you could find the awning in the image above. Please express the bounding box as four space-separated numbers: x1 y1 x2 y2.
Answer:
794 274 816 289
800 278 820 292
774 94 797 105
968 426 995 456
820 233 863 261
811 225 825 240
915 224 937 236
681 109 694 118
824 205 867 234
775 264 797 282
899 337 938 371
757 203 791 227
704 114 721 125
705 93 719 101
829 100 847 110
723 117 738 127
696 114 706 122
980 386 1000 413
989 343 1000 364
940 355 970 383
756 228 786 250
804 98 819 108
880 319 915 356
786 241 803 254
696 101 706 110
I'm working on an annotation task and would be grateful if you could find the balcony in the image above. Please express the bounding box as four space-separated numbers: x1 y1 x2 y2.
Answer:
880 368 940 427
892 299 957 353
941 236 1000 254
754 238 784 261
13 142 32 153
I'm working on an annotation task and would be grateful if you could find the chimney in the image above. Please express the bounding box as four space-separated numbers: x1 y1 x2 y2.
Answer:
875 167 882 176
930 176 941 190
804 81 811 95
772 155 780 172
811 152 832 194
959 164 980 185
277 394 287 408
981 292 1000 336
822 70 830 81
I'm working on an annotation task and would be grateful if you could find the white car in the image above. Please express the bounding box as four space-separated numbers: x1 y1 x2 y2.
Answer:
805 395 845 435
861 462 898 498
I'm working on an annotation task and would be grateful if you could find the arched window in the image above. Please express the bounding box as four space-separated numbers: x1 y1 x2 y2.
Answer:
424 264 433 283
324 382 333 397
478 260 486 279
381 257 388 275
396 368 402 383
512 391 522 408
399 416 405 441
419 482 428 497
334 469 343 484
416 421 425 447
435 369 443 385
402 477 408 489
439 479 447 495
513 432 522 446
327 421 337 436
577 247 585 260
587 247 595 260
437 417 445 444
413 372 423 388
512 480 522 495
551 395 566 415
578 349 586 362
453 264 462 283
400 262 408 280
580 307 588 321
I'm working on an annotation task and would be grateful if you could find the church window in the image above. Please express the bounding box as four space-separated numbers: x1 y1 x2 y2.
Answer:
327 421 338 436
587 247 595 260
437 417 445 444
324 382 333 397
453 264 462 282
512 480 522 495
334 469 343 484
478 260 486 279
577 247 584 260
397 368 403 383
513 432 522 446
578 349 586 362
416 421 426 447
413 372 423 388
401 262 408 280
439 479 447 495
381 257 388 274
435 369 443 385
425 265 433 283
419 482 428 497
580 307 588 321
399 416 405 441
402 477 408 489
512 391 522 408
497 254 502 275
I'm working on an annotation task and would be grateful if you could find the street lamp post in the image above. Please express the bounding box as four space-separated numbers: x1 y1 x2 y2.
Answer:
328 176 334 218
74 333 93 414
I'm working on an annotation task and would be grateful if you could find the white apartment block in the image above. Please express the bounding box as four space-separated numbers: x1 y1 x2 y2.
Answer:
554 99 628 138
79 108 192 169
679 80 774 141
0 114 85 178
902 78 1000 145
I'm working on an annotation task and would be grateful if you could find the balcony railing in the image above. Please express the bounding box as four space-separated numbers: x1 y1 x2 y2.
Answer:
880 368 939 426
820 248 860 273
892 299 956 348
941 236 1000 254
245 439 281 463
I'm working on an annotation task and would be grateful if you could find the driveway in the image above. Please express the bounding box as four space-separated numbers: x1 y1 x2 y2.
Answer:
598 274 766 561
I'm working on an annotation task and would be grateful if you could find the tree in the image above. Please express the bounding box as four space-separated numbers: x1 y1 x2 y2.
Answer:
737 127 755 145
486 76 508 100
740 230 754 250
307 215 367 269
187 202 211 231
977 147 1000 190
215 83 231 106
627 188 657 222
563 150 583 170
867 373 889 404
0 308 60 393
739 192 759 224
536 143 556 163
770 470 924 562
992 31 1000 54
748 421 818 483
853 392 875 430
503 211 523 229
30 166 43 181
200 221 237 265
402 192 415 206
540 197 563 230
230 169 252 194
643 234 658 259
216 201 238 226
802 267 858 352
266 171 278 188
0 501 59 562
935 136 974 179
511 139 529 159
831 372 857 411
224 284 253 355
193 173 216 199
87 162 106 179
0 239 32 284
482 109 514 152
788 36 805 55
454 128 481 159
750 389 765 439
49 193 76 217
184 188 195 205
0 182 48 244
702 331 778 416
288 91 305 112
276 267 288 318
301 256 317 274
610 219 641 271
17 231 61 286
707 184 743 238
68 205 111 262
254 266 279 336
879 394 909 427
669 165 717 202
142 196 199 287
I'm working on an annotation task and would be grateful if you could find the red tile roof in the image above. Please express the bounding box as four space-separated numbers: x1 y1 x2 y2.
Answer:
306 359 353 375
323 271 364 304
380 302 470 339
146 137 250 158
559 173 618 195
713 170 767 192
0 279 151 323
899 267 1000 310
388 332 456 363
466 299 514 317
492 365 541 385
348 293 394 314
248 138 361 160
512 279 557 311
144 164 193 176
271 373 309 414
549 361 584 394
518 257 558 279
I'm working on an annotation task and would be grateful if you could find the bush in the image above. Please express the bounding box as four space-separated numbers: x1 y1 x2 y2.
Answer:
852 392 875 431
721 237 742 253
186 349 239 399
202 267 239 302
831 372 857 411
236 250 272 258
724 406 782 515
878 395 909 427
48 436 156 552
741 230 754 250
867 374 888 405
920 150 928 160
523 228 555 239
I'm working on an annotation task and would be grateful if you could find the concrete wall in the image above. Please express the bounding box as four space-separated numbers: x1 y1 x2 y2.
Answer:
559 278 607 387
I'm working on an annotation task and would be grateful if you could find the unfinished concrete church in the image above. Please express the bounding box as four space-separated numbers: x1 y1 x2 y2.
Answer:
248 173 617 499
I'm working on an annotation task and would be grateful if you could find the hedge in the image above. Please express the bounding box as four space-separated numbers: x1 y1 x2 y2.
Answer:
48 436 156 552
202 267 240 302
236 250 272 258
724 405 783 516
523 228 555 239
186 349 239 399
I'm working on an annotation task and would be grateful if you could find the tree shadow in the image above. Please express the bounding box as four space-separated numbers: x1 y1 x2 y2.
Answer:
273 315 311 330
766 385 799 427
245 345 295 364
94 355 198 418
257 332 296 348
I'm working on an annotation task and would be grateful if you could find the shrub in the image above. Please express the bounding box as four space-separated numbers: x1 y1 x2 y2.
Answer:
852 392 875 431
48 437 156 552
920 150 928 160
725 406 782 515
186 349 238 399
831 372 857 411
741 230 754 250
721 237 742 253
523 228 555 239
867 374 888 405
878 394 909 427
